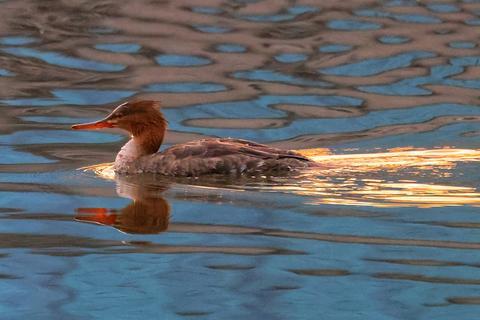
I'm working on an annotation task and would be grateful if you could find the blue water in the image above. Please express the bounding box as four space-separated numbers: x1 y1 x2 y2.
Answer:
0 47 125 72
449 41 477 49
192 25 232 34
319 51 435 77
378 35 410 44
327 19 382 30
233 69 332 87
274 53 308 63
191 6 224 15
214 43 247 53
1 0 480 319
155 54 212 67
238 5 319 22
0 36 39 45
427 3 460 13
95 43 142 53
143 82 228 93
318 44 353 53
1 89 135 106
0 68 14 76
355 8 442 24
359 56 480 95
0 146 54 164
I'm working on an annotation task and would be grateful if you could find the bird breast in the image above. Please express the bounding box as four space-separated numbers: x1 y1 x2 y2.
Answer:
114 139 143 173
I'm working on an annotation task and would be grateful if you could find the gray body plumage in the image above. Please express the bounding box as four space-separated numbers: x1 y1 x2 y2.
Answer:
115 138 317 176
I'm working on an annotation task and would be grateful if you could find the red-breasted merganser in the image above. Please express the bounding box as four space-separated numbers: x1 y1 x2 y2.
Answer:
72 100 318 176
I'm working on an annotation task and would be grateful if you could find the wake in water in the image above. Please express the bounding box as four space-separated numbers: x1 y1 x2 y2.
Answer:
81 147 480 208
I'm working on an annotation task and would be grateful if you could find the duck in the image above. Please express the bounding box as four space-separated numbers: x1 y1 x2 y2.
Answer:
72 100 318 176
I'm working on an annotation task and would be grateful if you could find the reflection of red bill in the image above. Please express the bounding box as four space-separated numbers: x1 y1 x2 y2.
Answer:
75 208 117 226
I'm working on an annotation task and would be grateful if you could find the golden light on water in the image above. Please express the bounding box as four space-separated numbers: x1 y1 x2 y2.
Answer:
81 162 116 180
300 147 480 175
265 178 480 208
82 148 480 208
295 147 480 208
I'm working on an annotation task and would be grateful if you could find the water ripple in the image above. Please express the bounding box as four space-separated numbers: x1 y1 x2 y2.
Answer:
327 19 382 30
143 82 228 93
238 5 319 22
318 44 353 53
319 51 435 77
1 0 480 318
355 8 442 24
94 43 142 53
214 43 247 53
233 69 332 87
155 54 211 67
1 89 135 106
1 47 125 72
0 36 39 45
0 130 122 145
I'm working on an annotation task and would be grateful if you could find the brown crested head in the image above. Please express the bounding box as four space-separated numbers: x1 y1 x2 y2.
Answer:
72 100 167 137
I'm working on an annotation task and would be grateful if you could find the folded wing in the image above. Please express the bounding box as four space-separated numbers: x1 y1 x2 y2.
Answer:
142 138 315 176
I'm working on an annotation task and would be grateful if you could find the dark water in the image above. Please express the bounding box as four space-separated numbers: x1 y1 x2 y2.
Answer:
2 0 480 319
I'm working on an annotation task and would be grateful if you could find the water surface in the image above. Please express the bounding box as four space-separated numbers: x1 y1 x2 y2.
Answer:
1 0 480 319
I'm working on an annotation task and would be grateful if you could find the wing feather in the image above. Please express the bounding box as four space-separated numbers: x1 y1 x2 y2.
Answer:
144 138 313 176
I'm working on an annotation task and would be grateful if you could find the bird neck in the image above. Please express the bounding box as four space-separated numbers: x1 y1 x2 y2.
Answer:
116 123 166 165
133 126 166 156
127 112 168 156
114 113 167 173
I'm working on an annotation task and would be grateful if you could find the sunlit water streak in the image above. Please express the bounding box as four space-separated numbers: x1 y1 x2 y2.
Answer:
83 147 480 208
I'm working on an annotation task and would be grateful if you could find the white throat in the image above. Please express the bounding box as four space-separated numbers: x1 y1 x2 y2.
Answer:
114 138 142 172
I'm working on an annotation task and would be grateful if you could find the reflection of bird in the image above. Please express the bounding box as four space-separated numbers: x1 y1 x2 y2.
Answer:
75 175 170 234
72 100 317 176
